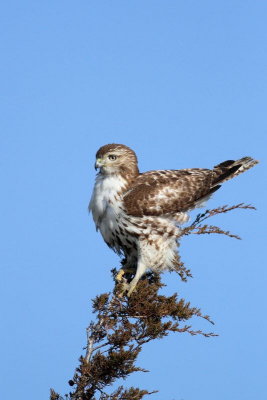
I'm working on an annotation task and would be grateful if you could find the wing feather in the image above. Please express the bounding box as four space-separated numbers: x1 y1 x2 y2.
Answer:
123 169 217 216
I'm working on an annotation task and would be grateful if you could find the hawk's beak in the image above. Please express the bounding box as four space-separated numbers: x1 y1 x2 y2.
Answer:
95 158 104 170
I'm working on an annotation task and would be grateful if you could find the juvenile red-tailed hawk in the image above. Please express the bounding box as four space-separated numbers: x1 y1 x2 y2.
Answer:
89 144 258 296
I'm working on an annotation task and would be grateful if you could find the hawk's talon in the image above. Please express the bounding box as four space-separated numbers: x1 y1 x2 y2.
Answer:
116 267 136 282
127 281 138 297
116 281 130 298
116 269 125 282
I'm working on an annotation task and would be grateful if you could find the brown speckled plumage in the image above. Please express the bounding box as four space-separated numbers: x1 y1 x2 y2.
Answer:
89 144 258 296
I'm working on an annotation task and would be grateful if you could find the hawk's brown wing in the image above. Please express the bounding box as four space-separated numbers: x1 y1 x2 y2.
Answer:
123 169 219 217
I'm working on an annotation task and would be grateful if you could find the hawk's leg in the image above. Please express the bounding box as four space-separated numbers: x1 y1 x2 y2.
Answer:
116 267 135 282
127 261 147 297
115 266 136 298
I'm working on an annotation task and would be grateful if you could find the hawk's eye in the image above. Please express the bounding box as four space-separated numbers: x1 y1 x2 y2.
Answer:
108 154 117 160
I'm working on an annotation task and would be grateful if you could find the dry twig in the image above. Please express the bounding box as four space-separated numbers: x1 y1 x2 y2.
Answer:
50 204 255 400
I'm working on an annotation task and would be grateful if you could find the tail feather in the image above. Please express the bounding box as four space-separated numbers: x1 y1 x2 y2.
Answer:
212 157 258 185
188 156 258 211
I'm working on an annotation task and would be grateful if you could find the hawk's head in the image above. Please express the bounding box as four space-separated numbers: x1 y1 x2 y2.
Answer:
95 144 139 178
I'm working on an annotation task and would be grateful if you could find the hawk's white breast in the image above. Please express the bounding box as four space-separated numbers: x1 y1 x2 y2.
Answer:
89 174 127 247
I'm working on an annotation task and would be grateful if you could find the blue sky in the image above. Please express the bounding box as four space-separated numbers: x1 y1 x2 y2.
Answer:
1 1 266 399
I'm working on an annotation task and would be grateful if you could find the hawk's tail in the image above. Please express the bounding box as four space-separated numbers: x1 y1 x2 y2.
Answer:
212 157 259 185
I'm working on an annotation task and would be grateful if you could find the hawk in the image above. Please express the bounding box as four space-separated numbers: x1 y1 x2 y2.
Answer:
89 143 258 296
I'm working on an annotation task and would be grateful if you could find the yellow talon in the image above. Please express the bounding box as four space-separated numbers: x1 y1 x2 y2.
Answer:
116 281 130 298
116 267 135 282
116 269 126 282
116 268 137 297
127 282 137 297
